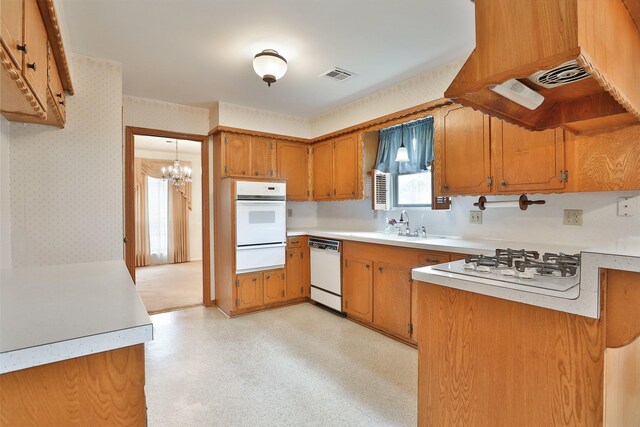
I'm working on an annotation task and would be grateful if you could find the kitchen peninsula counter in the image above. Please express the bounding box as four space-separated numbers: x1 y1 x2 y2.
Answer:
0 260 152 426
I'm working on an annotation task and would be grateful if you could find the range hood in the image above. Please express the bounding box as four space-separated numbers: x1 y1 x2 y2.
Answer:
445 0 640 134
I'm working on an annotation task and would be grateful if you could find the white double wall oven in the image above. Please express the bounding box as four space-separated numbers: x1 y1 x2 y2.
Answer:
235 181 287 274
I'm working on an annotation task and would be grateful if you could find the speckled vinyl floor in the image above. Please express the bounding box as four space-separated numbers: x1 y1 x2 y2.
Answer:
146 303 418 426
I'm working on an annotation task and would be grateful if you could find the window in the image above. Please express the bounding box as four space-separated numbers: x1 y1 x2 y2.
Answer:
394 170 432 208
147 177 169 264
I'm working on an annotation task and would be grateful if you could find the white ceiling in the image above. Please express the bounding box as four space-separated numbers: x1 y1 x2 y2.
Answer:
135 135 202 155
59 0 475 118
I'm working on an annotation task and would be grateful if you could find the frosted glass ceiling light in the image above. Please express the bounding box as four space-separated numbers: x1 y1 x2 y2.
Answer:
253 49 287 87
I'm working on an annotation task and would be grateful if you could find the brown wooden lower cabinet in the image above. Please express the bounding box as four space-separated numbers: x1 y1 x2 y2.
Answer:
0 345 146 427
343 256 374 322
342 241 461 344
415 269 640 426
374 262 412 339
263 270 286 304
285 245 310 300
236 272 264 310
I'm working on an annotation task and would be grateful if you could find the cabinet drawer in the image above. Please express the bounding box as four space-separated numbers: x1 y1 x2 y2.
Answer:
287 237 303 248
417 252 450 266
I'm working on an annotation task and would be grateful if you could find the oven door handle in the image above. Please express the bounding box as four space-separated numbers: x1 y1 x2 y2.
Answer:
236 200 286 205
236 243 286 251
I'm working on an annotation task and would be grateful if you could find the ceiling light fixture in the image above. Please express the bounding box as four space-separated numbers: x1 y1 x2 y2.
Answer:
162 140 192 189
253 49 287 87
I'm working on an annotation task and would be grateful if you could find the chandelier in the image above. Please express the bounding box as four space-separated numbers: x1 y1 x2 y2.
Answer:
162 140 192 189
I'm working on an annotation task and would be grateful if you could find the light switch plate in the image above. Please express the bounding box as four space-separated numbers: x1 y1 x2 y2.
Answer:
287 208 293 218
470 210 482 224
563 209 583 226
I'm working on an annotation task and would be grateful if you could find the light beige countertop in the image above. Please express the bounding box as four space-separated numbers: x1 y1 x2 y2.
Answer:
0 260 153 374
287 228 585 255
288 228 640 319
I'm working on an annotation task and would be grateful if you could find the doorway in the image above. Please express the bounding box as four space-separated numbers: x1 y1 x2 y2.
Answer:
124 127 211 313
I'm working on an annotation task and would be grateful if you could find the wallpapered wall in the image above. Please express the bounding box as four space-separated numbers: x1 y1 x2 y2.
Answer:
9 55 123 267
210 57 467 139
0 117 11 269
134 147 203 261
123 96 210 135
216 101 311 139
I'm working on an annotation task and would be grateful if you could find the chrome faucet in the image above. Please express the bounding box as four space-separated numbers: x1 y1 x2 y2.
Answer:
397 210 410 236
421 226 427 238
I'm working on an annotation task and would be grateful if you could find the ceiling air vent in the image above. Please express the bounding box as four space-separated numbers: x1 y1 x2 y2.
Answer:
320 67 356 82
528 60 590 89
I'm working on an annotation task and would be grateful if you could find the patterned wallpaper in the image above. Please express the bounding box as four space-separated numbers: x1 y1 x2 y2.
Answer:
217 102 311 139
309 57 467 137
123 96 210 135
9 55 123 267
212 57 466 139
1 116 11 269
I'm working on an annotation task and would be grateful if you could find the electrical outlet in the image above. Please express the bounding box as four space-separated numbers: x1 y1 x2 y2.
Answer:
470 210 482 224
373 210 378 219
287 208 293 218
563 209 583 226
617 197 634 217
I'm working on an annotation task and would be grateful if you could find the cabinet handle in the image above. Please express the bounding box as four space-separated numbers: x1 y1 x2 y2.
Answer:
254 172 259 176
265 275 270 280
326 192 330 197
252 277 257 282
17 44 27 54
501 180 508 187
378 267 383 272
352 191 355 196
242 171 246 175
443 184 449 190
56 93 63 99
366 264 370 269
27 62 37 71
289 253 293 258
59 101 65 106
423 259 440 264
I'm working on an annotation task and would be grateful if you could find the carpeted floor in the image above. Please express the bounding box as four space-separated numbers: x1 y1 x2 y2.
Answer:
145 304 418 426
136 260 202 313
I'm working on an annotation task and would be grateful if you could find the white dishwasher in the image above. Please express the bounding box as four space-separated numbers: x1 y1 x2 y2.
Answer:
308 237 343 313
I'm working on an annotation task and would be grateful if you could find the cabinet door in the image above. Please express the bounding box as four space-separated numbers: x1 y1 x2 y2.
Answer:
285 249 304 300
236 273 263 310
492 119 565 193
333 133 358 199
250 137 275 178
222 134 251 176
343 257 373 322
22 0 47 109
312 140 334 200
263 270 285 304
277 141 309 201
48 45 66 123
374 263 412 339
439 106 491 195
1 0 24 70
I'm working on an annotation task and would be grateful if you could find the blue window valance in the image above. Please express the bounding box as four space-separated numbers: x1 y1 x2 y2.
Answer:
375 116 434 174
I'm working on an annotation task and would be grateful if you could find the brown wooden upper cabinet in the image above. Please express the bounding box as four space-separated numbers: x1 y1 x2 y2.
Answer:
276 141 310 201
435 105 567 196
491 119 565 193
1 0 48 119
221 133 276 178
312 132 358 201
1 0 70 127
437 106 491 196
